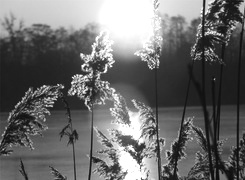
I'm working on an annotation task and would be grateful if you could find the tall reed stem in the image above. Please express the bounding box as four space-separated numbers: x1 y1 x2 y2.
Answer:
173 59 195 178
212 77 220 180
62 97 77 180
216 44 225 141
214 43 227 180
201 1 214 180
152 4 162 178
88 104 94 180
236 7 245 180
155 67 161 180
19 159 29 180
71 124 77 180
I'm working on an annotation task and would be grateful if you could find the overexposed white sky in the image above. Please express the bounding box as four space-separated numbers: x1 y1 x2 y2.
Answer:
0 0 243 29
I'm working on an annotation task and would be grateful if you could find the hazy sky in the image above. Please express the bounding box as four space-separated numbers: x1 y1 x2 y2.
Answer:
0 0 243 29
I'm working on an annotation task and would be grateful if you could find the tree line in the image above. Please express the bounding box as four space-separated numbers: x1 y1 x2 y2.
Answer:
0 13 244 111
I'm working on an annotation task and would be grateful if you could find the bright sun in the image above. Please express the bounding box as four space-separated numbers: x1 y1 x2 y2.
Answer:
99 0 153 39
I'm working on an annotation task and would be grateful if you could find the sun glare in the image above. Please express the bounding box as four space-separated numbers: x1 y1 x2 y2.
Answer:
99 0 153 39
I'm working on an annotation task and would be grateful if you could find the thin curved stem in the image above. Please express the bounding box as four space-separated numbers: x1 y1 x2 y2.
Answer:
236 7 245 180
72 143 77 180
173 59 194 179
201 1 214 180
70 122 77 180
155 67 162 180
212 77 220 180
216 44 225 141
62 97 77 180
152 3 161 178
88 104 94 180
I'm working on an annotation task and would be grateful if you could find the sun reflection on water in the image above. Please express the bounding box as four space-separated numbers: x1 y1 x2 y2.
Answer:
117 111 148 179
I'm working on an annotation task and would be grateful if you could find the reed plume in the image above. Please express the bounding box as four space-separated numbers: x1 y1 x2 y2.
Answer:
228 132 245 179
68 31 115 180
135 0 162 70
68 31 115 110
49 166 68 180
135 1 163 179
0 84 63 156
92 127 127 180
92 93 164 180
187 124 226 180
191 0 243 64
162 118 193 179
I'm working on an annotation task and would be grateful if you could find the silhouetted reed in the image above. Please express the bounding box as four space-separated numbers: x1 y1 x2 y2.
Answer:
162 118 193 179
0 84 63 156
68 31 115 180
60 96 78 180
135 1 163 179
236 6 245 179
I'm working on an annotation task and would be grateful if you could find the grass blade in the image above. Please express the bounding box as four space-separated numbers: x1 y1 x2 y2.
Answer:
88 104 94 180
19 159 29 180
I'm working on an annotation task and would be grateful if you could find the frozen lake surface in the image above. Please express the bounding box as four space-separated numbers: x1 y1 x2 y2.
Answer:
0 105 244 180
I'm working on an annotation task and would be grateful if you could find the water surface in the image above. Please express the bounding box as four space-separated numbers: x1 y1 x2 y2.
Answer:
0 105 244 180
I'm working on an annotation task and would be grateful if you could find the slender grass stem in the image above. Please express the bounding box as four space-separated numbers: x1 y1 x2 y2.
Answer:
70 125 77 180
68 106 77 180
152 4 161 178
212 77 220 180
201 1 214 180
155 67 162 180
19 159 29 180
88 104 94 180
71 142 77 180
216 44 225 141
212 77 216 137
213 40 227 180
68 116 77 180
236 7 245 180
62 97 77 180
173 59 195 178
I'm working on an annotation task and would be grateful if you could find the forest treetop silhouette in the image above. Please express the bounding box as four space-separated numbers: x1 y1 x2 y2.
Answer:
0 12 244 112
